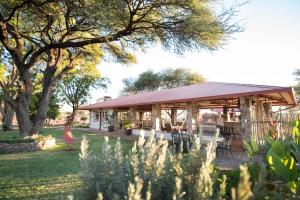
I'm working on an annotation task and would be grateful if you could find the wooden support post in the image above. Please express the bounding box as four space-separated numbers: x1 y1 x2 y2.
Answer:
139 111 143 128
99 109 102 130
170 108 177 125
239 97 255 141
263 103 272 119
113 111 119 130
186 102 193 134
129 107 137 128
151 104 161 131
192 106 199 132
223 107 230 122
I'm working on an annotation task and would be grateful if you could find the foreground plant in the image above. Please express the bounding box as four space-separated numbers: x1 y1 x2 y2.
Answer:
79 133 230 200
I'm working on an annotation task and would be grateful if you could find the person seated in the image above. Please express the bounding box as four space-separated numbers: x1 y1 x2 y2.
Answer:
161 123 166 131
164 123 172 132
176 121 183 126
181 122 187 131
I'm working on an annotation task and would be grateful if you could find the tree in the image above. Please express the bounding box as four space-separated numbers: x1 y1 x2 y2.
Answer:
293 69 300 100
160 68 204 89
0 46 18 131
122 68 204 94
122 70 161 94
0 0 241 137
57 69 109 125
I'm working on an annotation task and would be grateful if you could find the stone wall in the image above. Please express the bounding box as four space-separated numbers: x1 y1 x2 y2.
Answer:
0 138 56 153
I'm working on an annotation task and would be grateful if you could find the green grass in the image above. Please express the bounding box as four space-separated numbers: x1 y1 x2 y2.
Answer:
0 128 133 199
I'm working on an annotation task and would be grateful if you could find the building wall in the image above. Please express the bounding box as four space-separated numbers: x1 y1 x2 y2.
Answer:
90 111 100 129
89 109 114 131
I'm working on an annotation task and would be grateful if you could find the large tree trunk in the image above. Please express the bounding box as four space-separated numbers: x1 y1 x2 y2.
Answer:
3 102 14 131
13 67 33 138
68 105 78 126
31 51 59 134
170 108 177 125
31 83 54 134
15 96 32 138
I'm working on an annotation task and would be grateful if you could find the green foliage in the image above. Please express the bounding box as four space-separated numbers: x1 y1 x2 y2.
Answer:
123 70 161 94
79 134 224 200
263 128 300 194
243 137 260 163
122 68 204 95
0 0 241 68
57 70 109 109
160 68 205 89
293 69 300 98
123 119 133 129
292 119 300 143
29 92 60 121
266 141 297 183
0 134 53 144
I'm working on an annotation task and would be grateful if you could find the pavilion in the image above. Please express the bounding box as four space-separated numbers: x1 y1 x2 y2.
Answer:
79 82 296 141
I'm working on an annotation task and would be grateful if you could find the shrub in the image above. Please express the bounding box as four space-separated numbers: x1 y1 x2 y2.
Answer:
81 116 88 121
123 119 133 129
79 133 231 200
0 134 53 144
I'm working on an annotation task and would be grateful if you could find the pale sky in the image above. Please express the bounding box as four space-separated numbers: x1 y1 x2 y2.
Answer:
84 0 300 106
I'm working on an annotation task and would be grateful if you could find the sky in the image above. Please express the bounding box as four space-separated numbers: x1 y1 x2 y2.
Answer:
83 0 300 107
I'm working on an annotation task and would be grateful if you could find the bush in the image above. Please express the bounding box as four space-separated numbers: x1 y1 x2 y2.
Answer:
0 134 53 144
79 133 236 200
81 116 88 121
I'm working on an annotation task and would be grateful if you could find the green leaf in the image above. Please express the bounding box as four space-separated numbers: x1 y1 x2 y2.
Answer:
267 148 297 182
243 140 253 158
293 119 300 128
271 141 286 157
288 181 297 194
250 137 259 154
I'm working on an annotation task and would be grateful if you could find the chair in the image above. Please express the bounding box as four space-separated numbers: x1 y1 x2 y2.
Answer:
171 133 195 153
171 133 181 152
217 134 233 156
218 125 233 140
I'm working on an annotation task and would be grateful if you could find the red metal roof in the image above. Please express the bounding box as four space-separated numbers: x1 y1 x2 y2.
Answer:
79 82 296 110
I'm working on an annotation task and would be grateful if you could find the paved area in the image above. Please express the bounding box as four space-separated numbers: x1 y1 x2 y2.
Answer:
215 150 249 170
74 128 248 169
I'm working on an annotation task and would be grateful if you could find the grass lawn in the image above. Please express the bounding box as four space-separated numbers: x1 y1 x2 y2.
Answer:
0 129 133 200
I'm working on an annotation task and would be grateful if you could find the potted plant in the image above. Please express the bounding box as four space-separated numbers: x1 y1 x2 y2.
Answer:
123 119 133 135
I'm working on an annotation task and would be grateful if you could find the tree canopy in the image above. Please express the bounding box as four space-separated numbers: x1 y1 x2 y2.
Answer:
122 68 205 95
57 66 109 125
293 69 300 100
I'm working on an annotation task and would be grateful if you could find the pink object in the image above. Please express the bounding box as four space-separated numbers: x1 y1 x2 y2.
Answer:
64 125 74 144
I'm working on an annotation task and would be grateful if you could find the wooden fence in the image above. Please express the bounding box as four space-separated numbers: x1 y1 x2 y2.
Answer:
250 110 300 145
